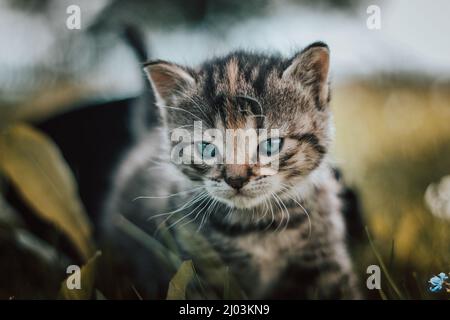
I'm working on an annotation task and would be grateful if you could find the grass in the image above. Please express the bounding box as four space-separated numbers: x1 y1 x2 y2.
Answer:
0 76 449 299
332 80 450 299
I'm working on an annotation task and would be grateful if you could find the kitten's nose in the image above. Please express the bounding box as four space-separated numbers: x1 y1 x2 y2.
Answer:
225 176 249 190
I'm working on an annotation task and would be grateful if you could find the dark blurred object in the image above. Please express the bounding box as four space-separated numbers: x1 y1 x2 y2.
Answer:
2 22 155 261
0 223 62 299
89 0 270 33
6 0 51 12
295 0 358 9
3 97 137 263
121 25 159 135
333 168 365 243
34 24 154 228
37 98 136 228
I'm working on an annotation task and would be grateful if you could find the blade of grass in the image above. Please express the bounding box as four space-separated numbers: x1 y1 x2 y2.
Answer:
115 214 181 270
158 221 182 257
166 260 195 300
412 272 425 299
130 285 143 300
388 239 395 269
95 289 107 300
365 226 405 299
379 288 388 300
192 263 208 299
223 266 231 300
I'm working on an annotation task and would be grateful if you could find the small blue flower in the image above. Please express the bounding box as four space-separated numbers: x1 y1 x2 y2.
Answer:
438 272 449 280
428 273 449 292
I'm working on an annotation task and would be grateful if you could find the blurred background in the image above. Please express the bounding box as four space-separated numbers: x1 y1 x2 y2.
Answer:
0 0 449 299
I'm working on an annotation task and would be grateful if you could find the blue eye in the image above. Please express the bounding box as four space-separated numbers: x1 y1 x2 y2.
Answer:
197 142 217 159
259 138 283 156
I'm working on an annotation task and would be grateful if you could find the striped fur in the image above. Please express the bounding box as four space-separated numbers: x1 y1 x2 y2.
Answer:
103 42 360 299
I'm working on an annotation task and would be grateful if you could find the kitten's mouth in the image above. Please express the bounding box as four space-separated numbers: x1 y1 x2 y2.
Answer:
220 192 250 201
231 188 246 196
230 191 249 199
211 189 268 209
224 187 254 198
205 179 279 209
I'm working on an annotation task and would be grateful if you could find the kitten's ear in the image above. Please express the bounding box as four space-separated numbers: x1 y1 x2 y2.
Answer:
283 42 330 107
143 60 196 104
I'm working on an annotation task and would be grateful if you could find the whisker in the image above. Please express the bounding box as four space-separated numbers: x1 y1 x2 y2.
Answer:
180 94 212 125
254 197 268 225
279 183 312 238
235 94 264 117
133 186 204 201
197 198 218 232
146 191 206 221
168 124 194 132
274 192 290 232
179 197 213 229
270 191 289 232
264 196 276 231
270 192 284 232
164 194 211 230
263 198 270 220
225 205 234 221
160 106 203 122
168 89 213 126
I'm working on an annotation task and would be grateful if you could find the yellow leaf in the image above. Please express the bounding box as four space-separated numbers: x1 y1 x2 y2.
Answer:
0 124 94 260
166 260 194 300
59 251 101 300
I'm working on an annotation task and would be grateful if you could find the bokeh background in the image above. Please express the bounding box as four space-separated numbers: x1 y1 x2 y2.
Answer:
0 0 449 299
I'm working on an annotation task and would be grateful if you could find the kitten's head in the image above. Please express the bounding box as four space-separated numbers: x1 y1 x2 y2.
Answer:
144 42 332 209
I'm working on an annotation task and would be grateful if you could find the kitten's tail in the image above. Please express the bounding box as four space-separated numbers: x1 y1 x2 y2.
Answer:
333 168 365 244
122 24 149 62
121 25 159 137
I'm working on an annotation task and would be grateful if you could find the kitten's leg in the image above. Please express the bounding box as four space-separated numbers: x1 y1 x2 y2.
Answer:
308 262 361 299
266 246 361 299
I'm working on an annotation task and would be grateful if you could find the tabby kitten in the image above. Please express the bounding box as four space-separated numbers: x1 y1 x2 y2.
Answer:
102 42 360 299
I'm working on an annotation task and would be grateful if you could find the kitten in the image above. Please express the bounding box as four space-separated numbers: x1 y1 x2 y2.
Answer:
102 42 361 299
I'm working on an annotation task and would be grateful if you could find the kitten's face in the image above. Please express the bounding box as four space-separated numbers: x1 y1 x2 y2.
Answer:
145 43 331 209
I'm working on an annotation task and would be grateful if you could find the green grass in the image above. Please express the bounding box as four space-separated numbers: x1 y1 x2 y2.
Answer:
1 78 449 299
332 81 450 299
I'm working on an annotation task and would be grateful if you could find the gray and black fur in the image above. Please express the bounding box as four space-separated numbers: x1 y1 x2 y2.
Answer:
102 42 361 299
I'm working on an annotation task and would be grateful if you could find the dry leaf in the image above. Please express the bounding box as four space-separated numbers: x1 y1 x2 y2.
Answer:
0 124 94 260
166 260 194 300
59 251 101 300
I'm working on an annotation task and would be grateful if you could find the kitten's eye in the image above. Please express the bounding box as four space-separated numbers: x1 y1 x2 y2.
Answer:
197 142 217 160
259 138 283 156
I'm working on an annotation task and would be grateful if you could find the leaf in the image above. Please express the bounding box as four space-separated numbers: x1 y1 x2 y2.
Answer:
59 251 101 300
116 214 181 269
0 124 94 260
95 289 107 300
166 260 195 300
